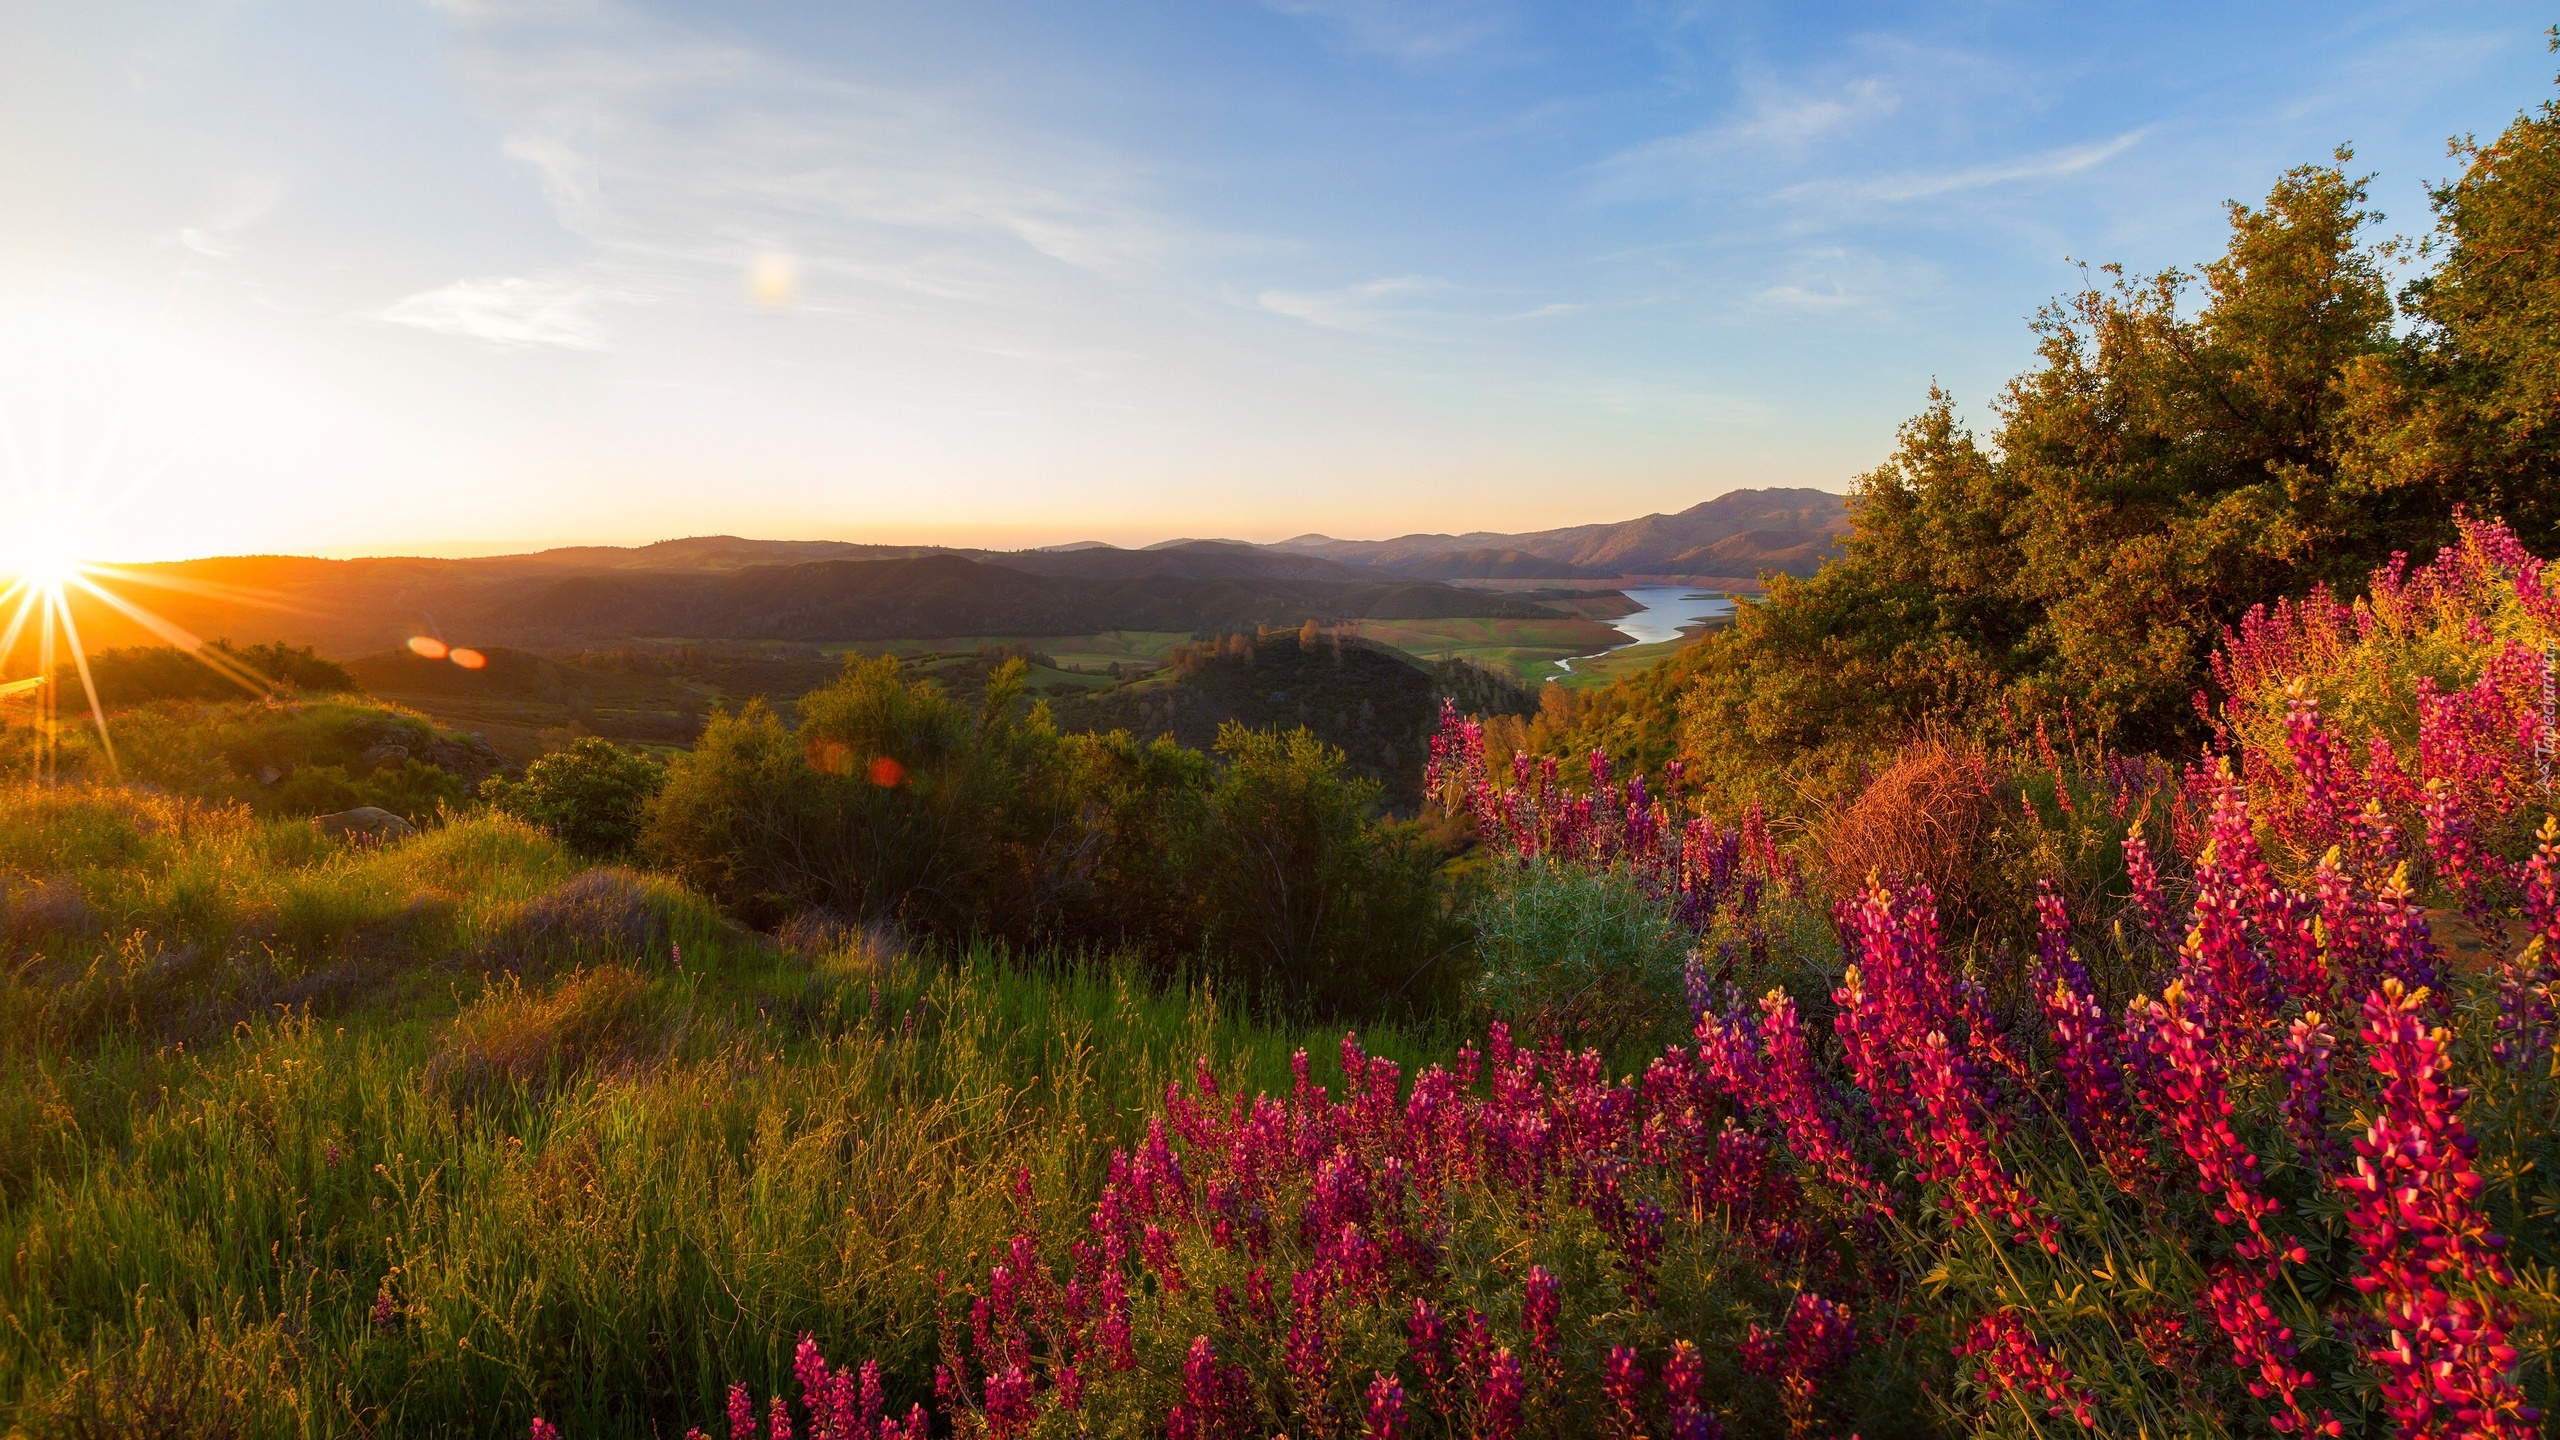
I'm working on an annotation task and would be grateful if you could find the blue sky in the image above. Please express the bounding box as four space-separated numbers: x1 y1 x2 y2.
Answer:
3 1 2554 558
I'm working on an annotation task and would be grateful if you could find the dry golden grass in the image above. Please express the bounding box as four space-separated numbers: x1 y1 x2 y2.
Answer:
1812 735 1997 920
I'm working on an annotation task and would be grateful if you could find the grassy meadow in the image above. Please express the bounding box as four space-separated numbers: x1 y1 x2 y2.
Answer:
0 784 1443 1438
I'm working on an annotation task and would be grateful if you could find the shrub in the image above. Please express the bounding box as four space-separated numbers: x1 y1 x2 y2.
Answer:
1193 722 1468 1017
482 737 666 858
645 659 1462 1017
1811 736 1995 926
1468 861 1689 1050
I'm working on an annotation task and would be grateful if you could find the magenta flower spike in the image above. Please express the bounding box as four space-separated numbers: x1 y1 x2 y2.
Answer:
1602 1346 1645 1440
1480 1348 1525 1440
530 1420 562 1440
729 1382 757 1440
1954 1311 2097 1428
2130 983 2334 1434
1662 1340 1720 1440
1516 1264 1562 1396
1362 1372 1407 1440
2339 980 2539 1439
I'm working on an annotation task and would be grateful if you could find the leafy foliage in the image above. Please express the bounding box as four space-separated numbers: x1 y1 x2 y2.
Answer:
482 736 666 858
643 655 1465 1016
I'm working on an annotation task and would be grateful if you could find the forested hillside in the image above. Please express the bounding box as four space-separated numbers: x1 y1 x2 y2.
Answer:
1597 95 2560 804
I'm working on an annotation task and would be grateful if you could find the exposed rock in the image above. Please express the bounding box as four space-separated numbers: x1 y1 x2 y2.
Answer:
257 763 286 786
313 807 418 844
421 733 503 787
360 743 411 769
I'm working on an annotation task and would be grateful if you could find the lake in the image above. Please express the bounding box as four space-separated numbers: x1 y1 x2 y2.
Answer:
1554 586 1734 673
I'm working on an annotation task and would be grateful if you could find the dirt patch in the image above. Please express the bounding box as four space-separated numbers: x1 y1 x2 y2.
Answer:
2 875 97 952
479 868 674 973
424 964 683 1109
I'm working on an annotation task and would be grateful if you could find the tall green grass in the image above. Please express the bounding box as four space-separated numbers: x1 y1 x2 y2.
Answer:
0 785 1444 1438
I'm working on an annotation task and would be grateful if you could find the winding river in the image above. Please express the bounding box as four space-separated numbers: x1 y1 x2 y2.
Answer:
1552 586 1735 674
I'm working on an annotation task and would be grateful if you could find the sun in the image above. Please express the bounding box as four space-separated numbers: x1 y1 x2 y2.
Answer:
1 489 287 785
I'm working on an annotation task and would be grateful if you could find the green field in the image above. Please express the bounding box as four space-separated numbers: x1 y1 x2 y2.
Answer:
1551 618 1729 690
1349 615 1625 682
853 631 1193 674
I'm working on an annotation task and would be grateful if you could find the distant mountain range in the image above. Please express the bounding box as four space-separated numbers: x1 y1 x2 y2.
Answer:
47 488 1845 657
1271 488 1849 579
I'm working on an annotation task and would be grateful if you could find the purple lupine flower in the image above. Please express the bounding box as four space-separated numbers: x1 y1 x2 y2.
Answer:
2278 1012 2343 1174
1662 1340 1719 1440
1740 1293 1856 1439
2340 980 2538 1439
1362 1372 1406 1440
2036 904 2143 1183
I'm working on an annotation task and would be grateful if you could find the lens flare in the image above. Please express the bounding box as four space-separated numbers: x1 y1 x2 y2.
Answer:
408 635 451 659
2 488 287 784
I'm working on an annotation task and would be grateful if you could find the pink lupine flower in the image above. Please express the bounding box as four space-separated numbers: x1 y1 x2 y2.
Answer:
1407 1298 1452 1417
2496 815 2560 1065
1362 1372 1406 1440
982 1367 1035 1440
530 1420 561 1440
1096 1268 1134 1370
1284 1268 1335 1425
2339 980 2539 1439
2122 833 2172 949
729 1382 756 1440
768 1393 794 1440
1167 1337 1220 1440
1954 1311 2097 1428
2201 1264 2338 1435
2129 983 2335 1434
1695 990 1888 1207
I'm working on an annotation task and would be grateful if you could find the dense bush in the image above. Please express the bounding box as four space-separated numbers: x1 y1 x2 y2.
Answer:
482 737 666 858
1465 861 1691 1052
643 655 1465 1016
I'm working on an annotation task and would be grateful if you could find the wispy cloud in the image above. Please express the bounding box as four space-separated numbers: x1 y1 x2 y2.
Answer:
174 177 283 259
1257 275 1449 332
1807 130 2148 204
427 1 1190 334
377 277 611 349
1261 0 1516 62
